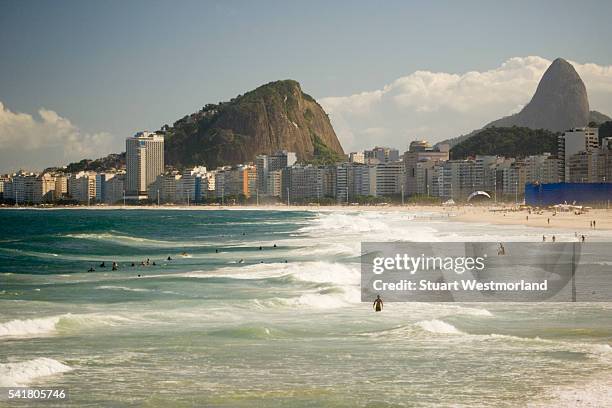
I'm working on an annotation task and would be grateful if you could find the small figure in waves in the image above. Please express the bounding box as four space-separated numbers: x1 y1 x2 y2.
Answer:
373 295 383 312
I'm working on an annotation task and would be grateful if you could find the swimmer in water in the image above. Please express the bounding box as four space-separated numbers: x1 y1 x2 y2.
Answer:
373 295 383 312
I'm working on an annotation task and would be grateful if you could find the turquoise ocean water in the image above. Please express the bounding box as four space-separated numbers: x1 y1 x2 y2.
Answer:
0 209 611 407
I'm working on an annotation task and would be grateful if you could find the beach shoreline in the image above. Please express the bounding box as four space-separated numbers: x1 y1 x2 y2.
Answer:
3 203 612 231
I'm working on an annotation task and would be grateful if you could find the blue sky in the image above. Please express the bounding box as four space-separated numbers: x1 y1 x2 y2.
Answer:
2 0 612 171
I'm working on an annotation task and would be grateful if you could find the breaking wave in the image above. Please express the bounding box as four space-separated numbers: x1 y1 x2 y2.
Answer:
416 319 465 334
0 314 132 339
0 358 72 387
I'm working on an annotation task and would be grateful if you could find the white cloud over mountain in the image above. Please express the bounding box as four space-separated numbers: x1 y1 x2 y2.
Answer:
320 56 612 153
0 102 115 172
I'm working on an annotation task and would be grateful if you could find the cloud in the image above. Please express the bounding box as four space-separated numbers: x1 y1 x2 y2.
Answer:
320 56 612 153
0 102 116 173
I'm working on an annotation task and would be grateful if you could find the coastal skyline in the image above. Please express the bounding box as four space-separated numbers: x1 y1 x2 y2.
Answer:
2 0 612 173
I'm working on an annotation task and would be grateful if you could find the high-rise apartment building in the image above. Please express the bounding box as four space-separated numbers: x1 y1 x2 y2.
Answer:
558 128 599 182
403 141 449 195
126 131 164 198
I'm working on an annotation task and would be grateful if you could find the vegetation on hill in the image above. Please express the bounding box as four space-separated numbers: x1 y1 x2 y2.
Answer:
450 126 558 159
163 79 344 169
46 153 126 174
598 121 612 142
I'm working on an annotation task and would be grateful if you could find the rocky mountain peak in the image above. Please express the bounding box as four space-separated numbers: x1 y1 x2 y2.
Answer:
485 58 589 132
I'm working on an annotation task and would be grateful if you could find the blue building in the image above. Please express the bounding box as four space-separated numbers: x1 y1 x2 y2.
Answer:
525 183 612 206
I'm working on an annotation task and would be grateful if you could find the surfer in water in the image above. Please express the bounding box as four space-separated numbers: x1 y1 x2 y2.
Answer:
373 295 383 312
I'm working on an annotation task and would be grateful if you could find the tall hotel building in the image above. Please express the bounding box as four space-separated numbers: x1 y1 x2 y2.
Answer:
126 131 164 199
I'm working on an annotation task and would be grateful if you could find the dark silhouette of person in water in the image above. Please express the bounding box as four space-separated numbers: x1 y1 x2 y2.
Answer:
373 295 383 312
99 262 106 268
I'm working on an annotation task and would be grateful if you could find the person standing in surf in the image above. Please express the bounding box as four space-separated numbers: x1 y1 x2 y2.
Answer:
373 295 383 312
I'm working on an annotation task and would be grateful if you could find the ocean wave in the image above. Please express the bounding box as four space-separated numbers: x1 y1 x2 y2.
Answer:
254 286 361 310
64 232 205 248
0 247 61 260
96 285 153 293
416 319 465 334
443 305 493 317
410 318 612 360
0 313 132 339
0 316 61 338
96 285 179 295
206 325 282 339
297 211 438 242
183 261 361 287
0 358 72 387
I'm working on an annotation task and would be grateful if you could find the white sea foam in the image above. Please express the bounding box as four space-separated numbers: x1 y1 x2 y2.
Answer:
0 316 62 338
96 285 153 293
415 319 465 334
0 314 133 339
528 374 612 407
65 232 203 248
270 286 361 309
444 305 493 317
298 211 438 242
0 358 72 387
96 285 179 295
183 261 361 286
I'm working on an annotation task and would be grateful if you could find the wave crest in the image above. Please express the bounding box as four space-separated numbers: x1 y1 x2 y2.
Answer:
0 358 72 387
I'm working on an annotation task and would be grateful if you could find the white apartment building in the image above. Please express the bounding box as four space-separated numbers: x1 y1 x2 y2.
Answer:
266 170 282 198
103 173 125 204
524 154 559 184
126 131 164 198
349 152 365 164
375 161 403 197
68 172 96 204
558 127 599 182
